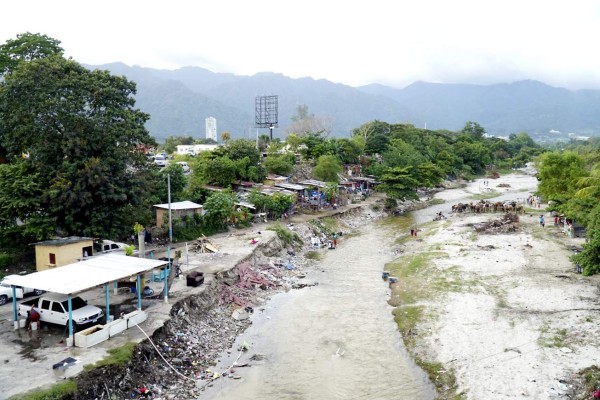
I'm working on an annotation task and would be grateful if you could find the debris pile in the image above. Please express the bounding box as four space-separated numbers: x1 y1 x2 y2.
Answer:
472 213 520 233
218 263 284 307
191 235 218 253
497 183 511 188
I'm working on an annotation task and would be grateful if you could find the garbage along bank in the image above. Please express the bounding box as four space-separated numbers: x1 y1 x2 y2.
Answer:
70 235 296 400
68 200 390 399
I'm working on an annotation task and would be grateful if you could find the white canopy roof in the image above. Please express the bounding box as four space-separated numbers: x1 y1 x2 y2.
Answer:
154 201 202 210
3 254 168 295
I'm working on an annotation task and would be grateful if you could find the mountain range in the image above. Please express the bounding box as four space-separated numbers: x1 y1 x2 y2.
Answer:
88 62 600 143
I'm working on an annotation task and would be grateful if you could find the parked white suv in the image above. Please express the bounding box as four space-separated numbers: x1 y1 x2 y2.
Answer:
176 161 190 173
154 154 167 167
0 276 44 305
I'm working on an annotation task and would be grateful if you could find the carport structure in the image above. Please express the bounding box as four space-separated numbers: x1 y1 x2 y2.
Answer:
3 254 169 344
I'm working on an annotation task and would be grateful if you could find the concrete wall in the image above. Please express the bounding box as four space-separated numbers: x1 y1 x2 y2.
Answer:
35 240 93 271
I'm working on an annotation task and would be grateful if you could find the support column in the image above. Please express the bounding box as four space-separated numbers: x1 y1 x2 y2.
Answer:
136 274 142 311
105 284 110 322
11 286 18 329
67 295 74 346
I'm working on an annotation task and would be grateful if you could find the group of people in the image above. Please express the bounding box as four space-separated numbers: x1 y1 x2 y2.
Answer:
311 232 340 250
527 195 542 209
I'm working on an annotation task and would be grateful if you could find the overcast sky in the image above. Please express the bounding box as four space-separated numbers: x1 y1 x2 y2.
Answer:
2 0 600 90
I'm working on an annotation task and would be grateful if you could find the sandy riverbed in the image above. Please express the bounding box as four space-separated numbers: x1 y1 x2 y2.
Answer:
394 173 600 399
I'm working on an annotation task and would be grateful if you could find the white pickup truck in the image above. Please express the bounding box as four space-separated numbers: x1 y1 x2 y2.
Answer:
0 275 44 305
18 293 104 330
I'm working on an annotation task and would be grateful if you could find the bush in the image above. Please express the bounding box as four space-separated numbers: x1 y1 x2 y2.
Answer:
384 198 398 210
0 253 11 269
268 224 303 248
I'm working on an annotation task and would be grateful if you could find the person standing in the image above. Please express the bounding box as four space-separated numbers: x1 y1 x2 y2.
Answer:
539 215 545 228
332 232 337 248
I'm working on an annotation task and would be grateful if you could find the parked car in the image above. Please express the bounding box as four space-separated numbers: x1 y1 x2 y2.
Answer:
18 293 104 331
176 161 190 173
93 239 127 254
154 154 167 167
0 276 44 305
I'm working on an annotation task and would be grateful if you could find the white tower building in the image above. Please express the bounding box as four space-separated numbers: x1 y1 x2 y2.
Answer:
205 117 217 142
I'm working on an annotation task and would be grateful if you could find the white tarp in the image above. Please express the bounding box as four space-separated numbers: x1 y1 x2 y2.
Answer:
3 254 168 295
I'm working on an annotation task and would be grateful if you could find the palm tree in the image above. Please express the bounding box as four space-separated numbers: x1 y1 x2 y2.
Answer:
221 131 231 144
576 163 600 199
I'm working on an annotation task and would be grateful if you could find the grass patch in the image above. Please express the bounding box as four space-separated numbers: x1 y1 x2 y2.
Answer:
9 380 76 400
267 223 303 248
469 191 500 200
415 357 466 399
84 342 137 371
393 305 423 341
304 251 322 260
549 328 568 348
538 326 569 348
581 366 600 397
427 198 446 206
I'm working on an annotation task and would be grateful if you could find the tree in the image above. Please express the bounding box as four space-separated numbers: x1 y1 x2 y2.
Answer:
221 131 231 144
202 191 236 231
0 32 63 76
313 155 342 182
154 164 187 203
286 104 333 137
460 121 486 140
537 151 586 205
0 52 156 238
222 139 261 165
263 154 295 176
376 166 420 201
164 135 194 154
257 134 270 152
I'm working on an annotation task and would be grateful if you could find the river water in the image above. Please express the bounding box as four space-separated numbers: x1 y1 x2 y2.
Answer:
200 173 538 400
201 218 436 400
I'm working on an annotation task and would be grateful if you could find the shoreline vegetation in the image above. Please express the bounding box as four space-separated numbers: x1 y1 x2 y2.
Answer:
12 173 599 400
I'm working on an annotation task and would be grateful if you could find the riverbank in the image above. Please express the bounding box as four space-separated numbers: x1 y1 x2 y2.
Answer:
25 195 391 400
390 173 600 399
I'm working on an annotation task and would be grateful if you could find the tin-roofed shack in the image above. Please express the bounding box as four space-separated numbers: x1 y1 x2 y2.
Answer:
32 237 94 271
154 201 203 227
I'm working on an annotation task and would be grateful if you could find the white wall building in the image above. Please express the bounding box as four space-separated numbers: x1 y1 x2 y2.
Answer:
205 117 217 142
176 144 219 156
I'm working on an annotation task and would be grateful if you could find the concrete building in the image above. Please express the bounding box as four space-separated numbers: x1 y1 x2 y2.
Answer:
32 237 94 271
176 144 219 156
205 117 217 142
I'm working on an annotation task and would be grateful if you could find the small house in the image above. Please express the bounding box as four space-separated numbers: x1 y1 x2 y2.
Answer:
32 237 94 271
154 201 203 227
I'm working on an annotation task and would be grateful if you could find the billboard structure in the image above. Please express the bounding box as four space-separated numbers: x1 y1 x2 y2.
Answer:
255 95 278 141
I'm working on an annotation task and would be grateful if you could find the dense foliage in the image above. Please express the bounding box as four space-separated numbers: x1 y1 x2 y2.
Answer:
0 33 158 244
536 138 600 274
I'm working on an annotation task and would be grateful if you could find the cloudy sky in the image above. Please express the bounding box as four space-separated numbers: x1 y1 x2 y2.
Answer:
2 0 600 90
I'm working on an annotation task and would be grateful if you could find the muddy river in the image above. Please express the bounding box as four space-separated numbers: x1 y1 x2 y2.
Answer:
201 218 436 400
201 174 538 400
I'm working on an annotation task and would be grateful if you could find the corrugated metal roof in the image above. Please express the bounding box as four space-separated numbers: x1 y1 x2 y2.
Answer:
32 236 94 247
2 254 168 295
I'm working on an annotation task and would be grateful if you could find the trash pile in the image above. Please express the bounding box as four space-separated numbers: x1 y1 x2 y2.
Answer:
218 262 282 307
191 235 219 253
471 213 520 233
